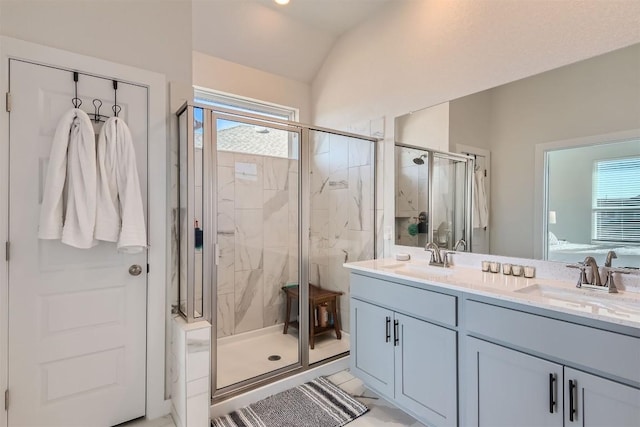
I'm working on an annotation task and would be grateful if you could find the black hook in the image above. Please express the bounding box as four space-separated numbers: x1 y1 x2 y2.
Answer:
71 72 82 108
112 80 121 117
91 99 105 122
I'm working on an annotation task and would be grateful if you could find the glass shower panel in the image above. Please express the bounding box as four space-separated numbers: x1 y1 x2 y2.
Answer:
308 130 375 364
431 154 469 250
394 145 430 247
214 115 301 390
177 106 205 320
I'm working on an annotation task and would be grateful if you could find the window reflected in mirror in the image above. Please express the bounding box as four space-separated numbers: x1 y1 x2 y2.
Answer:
546 139 640 267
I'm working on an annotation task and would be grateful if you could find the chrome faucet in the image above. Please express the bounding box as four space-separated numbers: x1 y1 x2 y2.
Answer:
582 256 602 287
453 239 467 251
425 242 443 265
604 250 617 267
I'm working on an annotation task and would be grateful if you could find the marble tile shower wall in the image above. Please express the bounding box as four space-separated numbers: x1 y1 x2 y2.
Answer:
309 131 376 332
395 150 428 247
216 151 299 338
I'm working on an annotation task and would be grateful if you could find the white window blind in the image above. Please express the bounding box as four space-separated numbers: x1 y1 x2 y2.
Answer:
592 156 640 244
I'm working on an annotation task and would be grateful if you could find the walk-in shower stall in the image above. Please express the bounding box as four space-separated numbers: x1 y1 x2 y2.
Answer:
394 144 473 249
176 103 377 400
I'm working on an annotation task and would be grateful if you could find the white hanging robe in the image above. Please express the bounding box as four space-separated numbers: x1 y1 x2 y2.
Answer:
95 116 147 253
473 169 489 229
38 108 98 249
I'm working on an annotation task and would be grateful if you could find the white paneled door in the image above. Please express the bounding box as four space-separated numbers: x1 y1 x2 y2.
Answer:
8 60 148 426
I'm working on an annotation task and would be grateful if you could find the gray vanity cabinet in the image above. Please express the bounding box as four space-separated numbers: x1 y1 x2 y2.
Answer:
465 299 640 427
350 299 395 397
350 273 458 427
466 337 563 427
564 368 640 427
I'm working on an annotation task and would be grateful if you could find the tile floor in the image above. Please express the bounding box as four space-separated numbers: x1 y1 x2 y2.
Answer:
125 370 424 427
216 324 350 389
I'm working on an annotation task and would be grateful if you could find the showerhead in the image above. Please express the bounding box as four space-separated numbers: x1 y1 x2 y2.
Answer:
413 154 427 165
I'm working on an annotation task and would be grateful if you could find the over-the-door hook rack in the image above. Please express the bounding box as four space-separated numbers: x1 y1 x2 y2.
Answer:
71 72 82 108
112 80 121 117
90 99 109 123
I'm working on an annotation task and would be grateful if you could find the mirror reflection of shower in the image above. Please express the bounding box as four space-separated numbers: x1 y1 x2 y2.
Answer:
413 154 427 165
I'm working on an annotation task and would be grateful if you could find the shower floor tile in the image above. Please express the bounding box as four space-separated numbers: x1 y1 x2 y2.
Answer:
216 324 349 389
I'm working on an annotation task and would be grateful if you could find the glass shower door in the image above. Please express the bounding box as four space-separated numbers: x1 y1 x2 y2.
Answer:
212 114 302 391
431 153 472 250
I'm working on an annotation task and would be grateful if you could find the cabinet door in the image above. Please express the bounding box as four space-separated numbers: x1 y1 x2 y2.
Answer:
395 313 457 427
350 298 395 398
565 368 640 427
465 337 563 427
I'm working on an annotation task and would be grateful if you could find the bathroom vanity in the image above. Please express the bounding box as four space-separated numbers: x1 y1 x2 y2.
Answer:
345 259 640 427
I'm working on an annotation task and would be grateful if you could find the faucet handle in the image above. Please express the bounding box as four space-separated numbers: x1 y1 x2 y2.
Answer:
442 251 456 268
603 267 630 293
567 263 588 288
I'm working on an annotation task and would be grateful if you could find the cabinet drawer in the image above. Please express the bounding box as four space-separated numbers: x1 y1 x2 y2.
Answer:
351 273 457 327
466 300 640 384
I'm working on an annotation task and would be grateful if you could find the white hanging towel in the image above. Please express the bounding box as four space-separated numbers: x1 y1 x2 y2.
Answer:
38 108 98 249
95 116 147 253
472 169 489 229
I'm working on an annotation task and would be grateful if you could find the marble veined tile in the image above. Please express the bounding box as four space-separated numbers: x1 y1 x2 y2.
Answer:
310 262 329 288
235 209 264 271
217 200 235 235
263 190 289 248
396 165 419 215
263 247 289 307
263 302 286 326
217 165 234 203
234 155 263 209
217 292 234 338
310 209 329 266
329 188 349 243
312 130 330 154
311 152 330 207
329 134 349 173
349 165 373 231
264 157 289 190
234 269 264 334
349 138 372 167
217 233 235 294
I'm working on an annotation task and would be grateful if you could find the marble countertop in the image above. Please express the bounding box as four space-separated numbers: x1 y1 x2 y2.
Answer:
345 258 640 329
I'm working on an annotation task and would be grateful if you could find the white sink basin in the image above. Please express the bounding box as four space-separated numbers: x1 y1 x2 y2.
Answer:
380 262 454 278
514 284 640 314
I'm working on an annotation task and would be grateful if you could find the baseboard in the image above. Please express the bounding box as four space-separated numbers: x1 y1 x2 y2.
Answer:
209 356 350 419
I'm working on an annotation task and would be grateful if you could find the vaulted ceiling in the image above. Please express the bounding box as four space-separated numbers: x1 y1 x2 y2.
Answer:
192 0 392 83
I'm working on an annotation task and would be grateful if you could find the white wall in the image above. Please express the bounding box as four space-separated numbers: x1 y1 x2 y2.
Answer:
193 51 311 123
311 0 640 257
0 0 192 85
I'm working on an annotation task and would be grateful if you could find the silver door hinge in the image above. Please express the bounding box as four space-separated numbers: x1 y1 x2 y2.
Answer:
5 92 11 112
4 389 8 410
4 241 9 262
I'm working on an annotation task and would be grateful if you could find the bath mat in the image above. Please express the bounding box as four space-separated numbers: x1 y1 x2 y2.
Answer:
211 376 368 427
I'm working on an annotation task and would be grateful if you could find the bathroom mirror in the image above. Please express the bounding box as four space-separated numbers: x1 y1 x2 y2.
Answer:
394 42 640 267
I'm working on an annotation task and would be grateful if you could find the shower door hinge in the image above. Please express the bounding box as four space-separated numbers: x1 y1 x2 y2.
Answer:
147 264 150 273
484 169 487 177
4 389 8 410
214 244 220 266
4 241 9 262
5 92 11 112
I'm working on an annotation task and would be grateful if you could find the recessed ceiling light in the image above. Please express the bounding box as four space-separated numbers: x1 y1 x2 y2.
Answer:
274 0 290 5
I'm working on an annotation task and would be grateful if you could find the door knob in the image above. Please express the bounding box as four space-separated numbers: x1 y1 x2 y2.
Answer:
129 264 143 276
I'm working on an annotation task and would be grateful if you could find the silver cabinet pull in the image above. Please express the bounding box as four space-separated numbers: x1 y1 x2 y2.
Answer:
129 264 143 276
